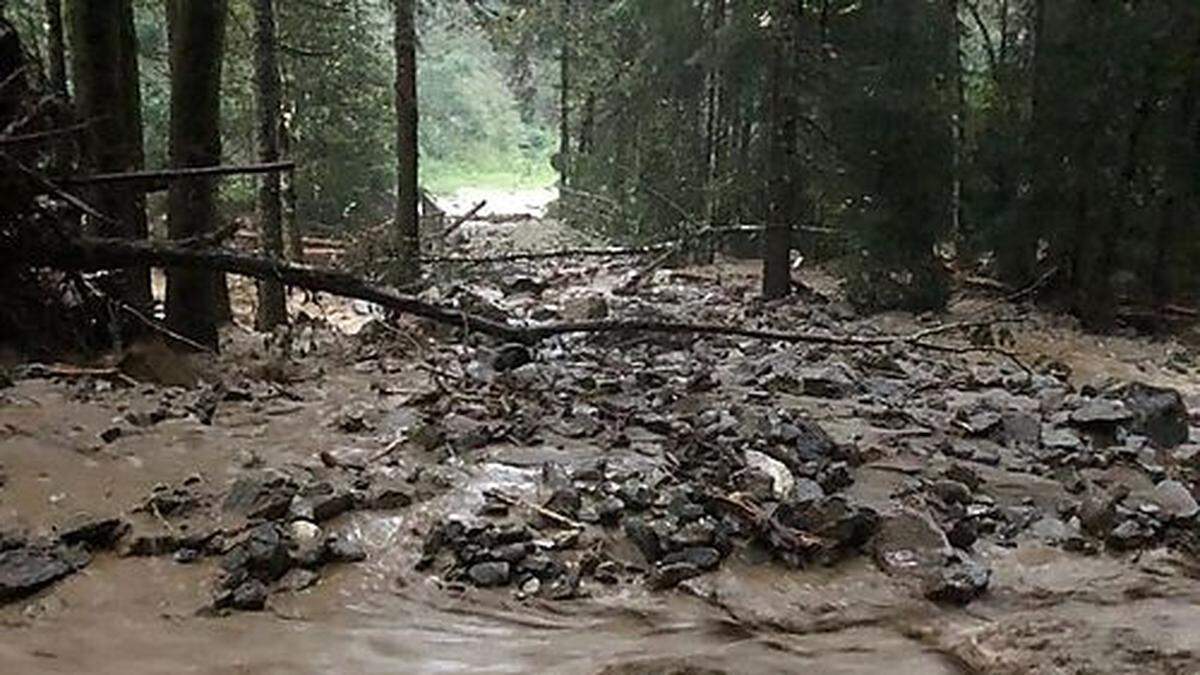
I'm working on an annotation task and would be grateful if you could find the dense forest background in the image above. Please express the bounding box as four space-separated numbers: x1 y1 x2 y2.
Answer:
4 0 1200 336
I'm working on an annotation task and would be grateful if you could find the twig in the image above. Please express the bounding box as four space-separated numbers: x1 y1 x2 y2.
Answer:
442 200 487 239
483 489 586 530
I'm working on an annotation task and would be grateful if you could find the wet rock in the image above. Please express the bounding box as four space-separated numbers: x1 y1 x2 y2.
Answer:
276 568 320 593
125 533 186 557
1026 516 1074 543
98 426 123 444
668 518 717 549
999 412 1042 447
468 561 511 587
943 464 983 491
0 529 24 553
924 559 990 605
797 365 860 399
1119 383 1190 449
1079 490 1125 538
229 579 269 611
595 496 626 526
58 514 129 550
594 560 621 584
818 462 854 493
561 295 609 321
1148 480 1198 520
544 487 582 518
489 542 531 564
288 521 324 568
223 473 297 521
775 496 879 552
0 545 89 603
744 450 794 499
144 484 203 519
873 509 952 576
961 411 1002 436
173 548 201 564
1070 400 1132 446
290 484 354 523
648 562 704 590
930 480 972 507
324 535 366 564
1043 427 1085 452
947 519 978 550
661 546 721 571
221 523 291 585
624 518 663 563
1107 518 1156 550
493 344 533 373
616 482 654 511
365 486 413 511
791 478 826 505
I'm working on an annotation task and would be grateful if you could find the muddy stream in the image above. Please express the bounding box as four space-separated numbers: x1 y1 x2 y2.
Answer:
3 193 1200 673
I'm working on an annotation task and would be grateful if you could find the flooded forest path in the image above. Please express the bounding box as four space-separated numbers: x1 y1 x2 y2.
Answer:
3 192 1200 674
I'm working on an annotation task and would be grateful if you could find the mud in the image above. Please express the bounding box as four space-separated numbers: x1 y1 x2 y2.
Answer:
2 198 1200 673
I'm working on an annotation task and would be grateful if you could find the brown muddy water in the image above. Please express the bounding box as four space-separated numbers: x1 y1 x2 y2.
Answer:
2 367 1199 675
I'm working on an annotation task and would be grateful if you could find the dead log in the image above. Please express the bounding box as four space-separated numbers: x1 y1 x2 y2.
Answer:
41 235 1029 362
60 161 295 193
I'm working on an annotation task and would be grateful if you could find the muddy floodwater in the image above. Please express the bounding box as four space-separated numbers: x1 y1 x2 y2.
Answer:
3 211 1200 674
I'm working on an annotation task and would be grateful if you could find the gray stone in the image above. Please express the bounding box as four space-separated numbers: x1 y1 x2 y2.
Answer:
324 535 366 564
223 473 297 521
230 579 269 611
1120 383 1190 449
58 514 129 550
745 450 795 500
221 523 292 583
1070 399 1133 426
791 478 826 505
468 561 511 587
648 562 704 590
0 546 88 603
873 509 952 576
1108 519 1156 550
276 568 320 593
1149 480 1199 520
624 518 663 563
661 546 721 571
924 559 990 605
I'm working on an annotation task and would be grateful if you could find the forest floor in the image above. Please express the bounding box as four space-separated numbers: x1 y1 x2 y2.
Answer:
2 196 1200 674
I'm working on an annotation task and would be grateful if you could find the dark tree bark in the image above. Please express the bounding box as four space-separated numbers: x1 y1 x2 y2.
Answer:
44 0 67 99
393 0 420 286
762 2 802 300
65 0 150 310
253 0 286 331
165 0 228 349
558 0 571 186
280 86 302 262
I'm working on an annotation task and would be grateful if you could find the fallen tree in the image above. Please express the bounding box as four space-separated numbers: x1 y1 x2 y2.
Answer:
39 234 1026 362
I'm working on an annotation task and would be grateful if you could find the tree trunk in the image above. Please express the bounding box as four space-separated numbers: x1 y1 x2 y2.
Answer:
392 0 419 286
253 0 286 331
558 0 571 186
762 2 801 300
949 0 966 262
165 0 228 350
704 0 727 231
279 64 302 262
65 0 150 311
45 0 67 99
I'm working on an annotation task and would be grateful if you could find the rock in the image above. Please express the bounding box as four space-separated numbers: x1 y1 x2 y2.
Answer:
961 411 1002 436
468 561 511 587
230 579 269 611
873 509 952 576
744 450 794 500
594 560 621 584
930 480 972 506
221 523 291 584
1079 490 1124 537
791 478 826 505
544 487 582 518
58 514 129 550
324 535 366 564
125 533 185 557
561 295 609 321
1149 480 1199 520
98 426 123 444
223 473 297 521
173 548 201 564
775 496 879 551
1107 519 1156 550
1026 516 1073 543
494 344 533 373
288 521 324 568
1043 427 1085 452
947 519 978 550
596 496 626 526
924 559 990 605
276 568 320 593
365 486 413 511
1070 399 1133 426
617 482 654 511
0 545 88 603
668 518 717 549
661 546 721 571
291 485 354 523
648 562 703 590
999 412 1042 447
798 365 860 399
1119 383 1190 449
624 518 664 563
489 542 530 564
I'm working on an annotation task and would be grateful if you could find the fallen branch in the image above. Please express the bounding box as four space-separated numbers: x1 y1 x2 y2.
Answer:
422 244 669 265
442 200 487 239
60 161 295 192
40 236 1029 363
483 489 586 530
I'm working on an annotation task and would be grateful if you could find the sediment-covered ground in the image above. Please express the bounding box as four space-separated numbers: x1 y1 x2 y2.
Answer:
2 205 1200 674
